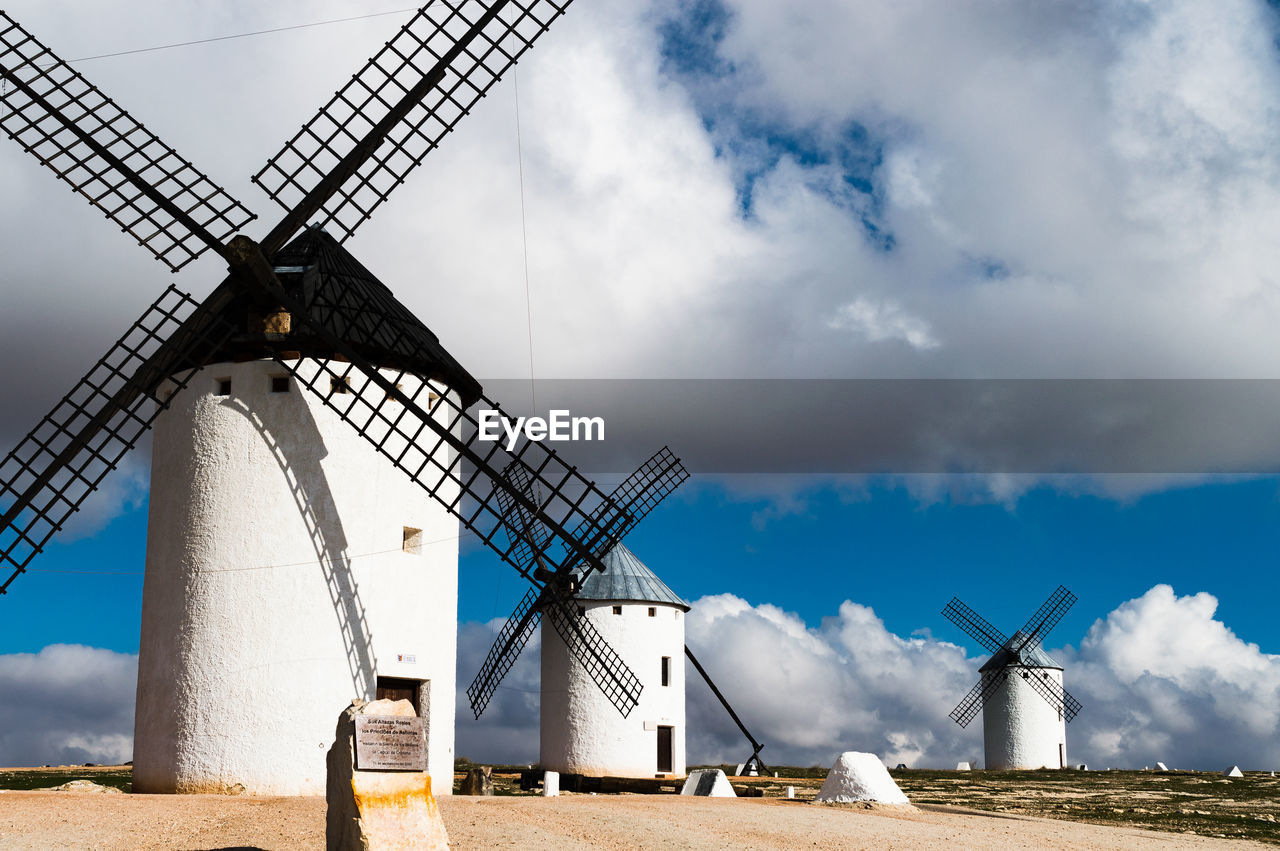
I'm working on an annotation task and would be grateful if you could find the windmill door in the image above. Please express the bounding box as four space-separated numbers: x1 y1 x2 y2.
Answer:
657 725 673 773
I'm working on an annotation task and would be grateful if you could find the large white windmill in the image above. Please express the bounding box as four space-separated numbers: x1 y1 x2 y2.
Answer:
942 585 1084 770
0 0 684 798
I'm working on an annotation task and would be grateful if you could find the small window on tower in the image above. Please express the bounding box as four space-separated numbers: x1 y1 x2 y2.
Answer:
270 375 290 394
403 527 423 555
612 605 622 616
661 656 671 687
215 377 231 396
331 376 352 395
428 391 441 405
385 383 404 401
648 607 656 617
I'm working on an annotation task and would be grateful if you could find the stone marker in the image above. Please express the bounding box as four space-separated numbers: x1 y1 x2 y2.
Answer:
460 766 493 796
680 769 736 797
543 770 559 797
1224 765 1244 778
785 786 795 799
326 698 448 851
814 752 909 805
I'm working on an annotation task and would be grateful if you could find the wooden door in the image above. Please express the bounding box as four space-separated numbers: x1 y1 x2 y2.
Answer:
657 725 673 773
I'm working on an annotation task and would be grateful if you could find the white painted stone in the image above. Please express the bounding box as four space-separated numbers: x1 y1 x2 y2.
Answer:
814 752 909 805
540 600 685 778
785 786 795 799
134 360 459 796
982 667 1068 770
680 769 736 797
543 770 559 797
955 762 972 771
1225 765 1244 778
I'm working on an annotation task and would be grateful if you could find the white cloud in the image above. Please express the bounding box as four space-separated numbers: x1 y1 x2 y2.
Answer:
0 645 136 766
2 586 1277 771
828 296 940 350
680 585 1280 770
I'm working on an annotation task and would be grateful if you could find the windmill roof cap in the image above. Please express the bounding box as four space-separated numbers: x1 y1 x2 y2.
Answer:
574 543 690 610
978 630 1063 672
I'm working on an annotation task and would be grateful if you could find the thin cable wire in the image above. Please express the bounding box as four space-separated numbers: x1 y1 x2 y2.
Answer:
61 7 421 64
513 66 537 414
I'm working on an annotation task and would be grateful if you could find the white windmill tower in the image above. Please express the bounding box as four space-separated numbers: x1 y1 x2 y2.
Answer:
467 453 774 783
541 542 690 778
942 586 1084 770
0 2 664 798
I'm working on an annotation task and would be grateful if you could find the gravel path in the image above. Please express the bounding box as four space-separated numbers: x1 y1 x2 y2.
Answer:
0 789 1267 850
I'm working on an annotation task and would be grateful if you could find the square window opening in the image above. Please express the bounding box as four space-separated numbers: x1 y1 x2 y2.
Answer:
215 377 231 396
403 527 423 555
270 375 290 394
331 376 352 395
612 605 622 616
648 607 656 617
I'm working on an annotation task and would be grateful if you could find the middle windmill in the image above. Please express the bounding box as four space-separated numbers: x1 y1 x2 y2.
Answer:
469 448 692 778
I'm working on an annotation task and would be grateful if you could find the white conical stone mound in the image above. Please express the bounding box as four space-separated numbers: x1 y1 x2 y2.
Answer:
1224 765 1244 778
680 769 736 797
814 752 909 805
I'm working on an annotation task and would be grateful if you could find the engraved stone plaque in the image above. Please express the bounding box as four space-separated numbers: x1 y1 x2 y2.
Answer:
354 714 427 771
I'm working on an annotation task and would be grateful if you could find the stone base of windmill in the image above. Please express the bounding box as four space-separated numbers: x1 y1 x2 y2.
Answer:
813 752 913 808
326 699 449 850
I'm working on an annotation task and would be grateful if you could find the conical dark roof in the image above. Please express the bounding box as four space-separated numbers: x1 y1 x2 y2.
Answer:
574 543 689 610
210 227 481 405
978 630 1063 672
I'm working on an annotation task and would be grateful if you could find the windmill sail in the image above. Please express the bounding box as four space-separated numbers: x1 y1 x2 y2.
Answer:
0 12 255 270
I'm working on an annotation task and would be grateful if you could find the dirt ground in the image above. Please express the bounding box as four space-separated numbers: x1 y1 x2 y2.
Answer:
0 765 1275 850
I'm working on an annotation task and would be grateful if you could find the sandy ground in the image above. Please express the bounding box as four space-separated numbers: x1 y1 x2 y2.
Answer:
0 789 1270 850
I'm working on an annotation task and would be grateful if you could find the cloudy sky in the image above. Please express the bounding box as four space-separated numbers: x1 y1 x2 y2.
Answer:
3 0 1280 771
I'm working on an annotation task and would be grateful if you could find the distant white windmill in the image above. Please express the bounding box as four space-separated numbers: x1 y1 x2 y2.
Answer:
942 586 1083 770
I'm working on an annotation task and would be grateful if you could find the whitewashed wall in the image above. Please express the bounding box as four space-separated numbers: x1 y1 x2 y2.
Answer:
982 667 1067 770
540 599 686 778
133 359 459 796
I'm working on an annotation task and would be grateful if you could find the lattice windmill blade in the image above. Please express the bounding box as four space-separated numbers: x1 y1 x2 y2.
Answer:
543 595 643 717
948 670 1006 728
1012 585 1076 653
941 597 1009 655
566 446 689 556
0 12 255 271
466 586 543 718
1018 668 1084 722
0 286 239 594
495 457 556 579
267 349 626 582
253 0 572 251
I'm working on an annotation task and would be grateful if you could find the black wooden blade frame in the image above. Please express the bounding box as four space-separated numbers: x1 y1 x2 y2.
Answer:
466 586 542 717
0 12 255 271
495 457 555 575
1019 667 1084 722
0 286 237 593
941 597 1008 655
253 0 571 245
1014 585 1075 653
268 353 624 582
949 670 1004 728
543 595 643 717
569 446 689 552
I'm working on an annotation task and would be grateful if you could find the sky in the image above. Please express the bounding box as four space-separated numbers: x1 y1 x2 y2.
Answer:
3 0 1280 772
